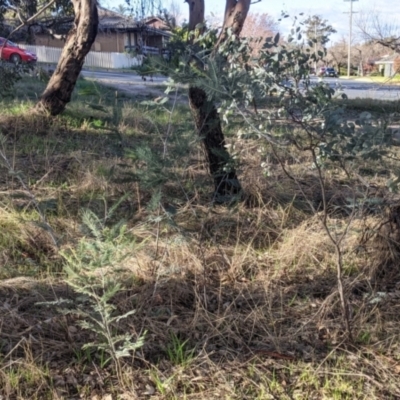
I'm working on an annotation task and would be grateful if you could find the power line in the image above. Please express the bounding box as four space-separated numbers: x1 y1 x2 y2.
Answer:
344 0 358 78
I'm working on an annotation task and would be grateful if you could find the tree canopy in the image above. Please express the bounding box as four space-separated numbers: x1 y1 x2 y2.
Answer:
303 15 336 46
0 0 72 19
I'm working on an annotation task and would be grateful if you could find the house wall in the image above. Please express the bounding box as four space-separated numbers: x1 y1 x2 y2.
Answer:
35 34 64 48
34 31 131 53
384 63 396 77
377 56 400 77
94 32 125 52
34 28 169 53
144 35 163 48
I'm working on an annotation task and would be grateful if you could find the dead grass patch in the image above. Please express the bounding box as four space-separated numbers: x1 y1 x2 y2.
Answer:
1 87 400 399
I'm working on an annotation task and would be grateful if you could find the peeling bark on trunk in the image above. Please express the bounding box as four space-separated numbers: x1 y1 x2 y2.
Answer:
35 0 98 116
215 0 252 48
186 0 244 201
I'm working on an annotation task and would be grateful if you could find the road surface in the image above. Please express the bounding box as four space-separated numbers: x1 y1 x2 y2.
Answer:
314 77 400 101
81 70 400 101
81 70 167 87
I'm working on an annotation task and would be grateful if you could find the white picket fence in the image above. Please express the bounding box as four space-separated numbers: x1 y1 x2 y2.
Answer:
18 44 142 69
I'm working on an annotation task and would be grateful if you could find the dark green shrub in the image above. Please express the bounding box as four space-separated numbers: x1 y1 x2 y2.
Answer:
0 60 32 98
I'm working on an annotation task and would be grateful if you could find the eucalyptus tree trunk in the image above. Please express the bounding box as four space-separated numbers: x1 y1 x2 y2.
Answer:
186 0 251 201
35 0 98 116
215 0 252 48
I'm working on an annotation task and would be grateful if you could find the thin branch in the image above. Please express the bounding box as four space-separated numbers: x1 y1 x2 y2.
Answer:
4 0 57 43
309 144 353 341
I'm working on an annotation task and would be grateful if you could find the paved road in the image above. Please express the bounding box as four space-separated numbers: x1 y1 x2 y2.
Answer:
81 70 167 86
313 76 400 101
82 70 400 101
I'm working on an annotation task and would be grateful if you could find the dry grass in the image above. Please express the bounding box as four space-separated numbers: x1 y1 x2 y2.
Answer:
0 78 400 399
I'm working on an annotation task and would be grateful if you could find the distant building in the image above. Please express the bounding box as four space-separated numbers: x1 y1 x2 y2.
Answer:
374 54 400 77
17 7 171 54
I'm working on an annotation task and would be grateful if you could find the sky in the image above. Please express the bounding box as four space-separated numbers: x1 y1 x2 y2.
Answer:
204 0 400 44
103 0 400 45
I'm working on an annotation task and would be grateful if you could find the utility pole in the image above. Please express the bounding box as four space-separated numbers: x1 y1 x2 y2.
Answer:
344 0 358 78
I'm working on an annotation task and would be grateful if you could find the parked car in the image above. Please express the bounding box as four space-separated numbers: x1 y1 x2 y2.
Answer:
317 67 326 76
0 38 37 63
324 67 338 77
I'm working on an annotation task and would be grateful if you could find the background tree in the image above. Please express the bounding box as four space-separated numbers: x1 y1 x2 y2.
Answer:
326 38 347 74
304 15 336 46
35 0 98 115
112 4 130 15
0 1 7 35
327 36 389 76
241 12 277 57
158 0 183 30
357 11 400 52
304 15 336 69
125 0 161 20
162 0 182 27
5 0 38 18
357 40 390 75
0 0 73 40
1 0 72 19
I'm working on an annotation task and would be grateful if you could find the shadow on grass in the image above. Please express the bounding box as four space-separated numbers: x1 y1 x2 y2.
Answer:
1 80 400 398
0 251 399 399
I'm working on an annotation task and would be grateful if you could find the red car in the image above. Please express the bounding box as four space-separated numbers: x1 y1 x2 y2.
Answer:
0 38 37 63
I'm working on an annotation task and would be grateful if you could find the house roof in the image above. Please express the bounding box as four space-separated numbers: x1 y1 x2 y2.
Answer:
143 16 169 29
97 7 136 30
375 54 400 64
97 7 171 36
3 7 171 38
